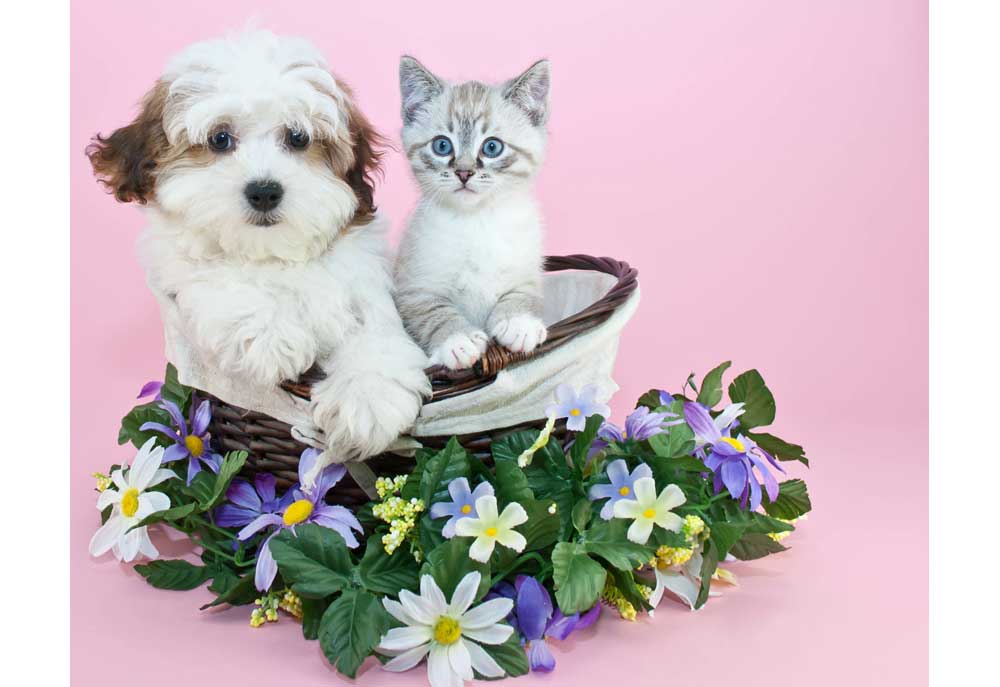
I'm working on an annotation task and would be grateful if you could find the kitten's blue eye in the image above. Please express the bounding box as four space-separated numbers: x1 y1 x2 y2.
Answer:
431 136 453 156
481 138 504 158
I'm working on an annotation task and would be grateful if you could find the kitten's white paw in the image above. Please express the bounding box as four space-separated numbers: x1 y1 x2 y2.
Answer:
430 330 489 370
311 367 427 461
490 314 548 354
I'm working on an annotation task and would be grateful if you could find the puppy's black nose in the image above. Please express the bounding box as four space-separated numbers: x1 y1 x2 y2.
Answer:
244 180 284 212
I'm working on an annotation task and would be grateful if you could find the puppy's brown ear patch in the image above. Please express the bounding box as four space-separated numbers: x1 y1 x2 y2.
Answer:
344 104 386 222
86 81 169 204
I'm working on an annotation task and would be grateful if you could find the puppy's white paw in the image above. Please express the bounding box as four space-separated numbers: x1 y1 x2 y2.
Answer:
490 314 548 354
429 330 489 370
311 367 428 461
221 325 316 386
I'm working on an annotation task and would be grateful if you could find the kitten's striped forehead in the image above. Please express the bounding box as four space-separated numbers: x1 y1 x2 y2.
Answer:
446 81 494 147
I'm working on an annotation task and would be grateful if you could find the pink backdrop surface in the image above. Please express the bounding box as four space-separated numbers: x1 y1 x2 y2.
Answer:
71 1 928 685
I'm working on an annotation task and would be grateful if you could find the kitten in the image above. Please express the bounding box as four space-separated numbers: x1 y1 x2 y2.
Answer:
394 56 551 370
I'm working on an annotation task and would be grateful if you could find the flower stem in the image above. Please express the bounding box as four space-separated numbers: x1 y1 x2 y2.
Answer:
495 551 548 581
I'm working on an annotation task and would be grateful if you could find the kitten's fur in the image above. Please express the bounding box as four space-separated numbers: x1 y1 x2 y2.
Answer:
394 57 550 370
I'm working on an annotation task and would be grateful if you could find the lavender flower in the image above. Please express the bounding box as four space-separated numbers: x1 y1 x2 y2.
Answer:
658 390 674 406
136 380 163 400
588 459 653 520
214 473 292 528
140 399 223 484
545 384 610 431
428 477 495 538
598 406 684 444
683 402 785 510
490 576 599 672
236 448 363 591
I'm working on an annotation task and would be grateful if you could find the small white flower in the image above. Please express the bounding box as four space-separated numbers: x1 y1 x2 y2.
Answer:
454 495 528 563
612 477 685 545
89 437 177 562
378 572 513 687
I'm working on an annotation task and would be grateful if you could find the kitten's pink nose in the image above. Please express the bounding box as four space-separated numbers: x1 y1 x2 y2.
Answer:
455 169 474 184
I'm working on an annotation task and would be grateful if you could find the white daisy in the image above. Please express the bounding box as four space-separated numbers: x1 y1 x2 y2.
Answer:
89 437 177 562
378 572 513 687
454 495 528 563
612 476 685 544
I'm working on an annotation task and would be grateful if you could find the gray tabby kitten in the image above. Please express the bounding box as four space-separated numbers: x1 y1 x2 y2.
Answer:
394 56 551 370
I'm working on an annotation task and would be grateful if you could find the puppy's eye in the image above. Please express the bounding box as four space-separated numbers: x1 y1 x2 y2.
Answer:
287 130 310 150
431 136 453 156
481 137 504 158
208 130 234 152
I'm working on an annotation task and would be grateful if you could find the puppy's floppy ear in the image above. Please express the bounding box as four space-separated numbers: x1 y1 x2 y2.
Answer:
86 81 169 204
344 104 386 222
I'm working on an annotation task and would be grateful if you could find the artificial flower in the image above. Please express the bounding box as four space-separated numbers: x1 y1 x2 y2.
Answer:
377 572 513 687
683 402 784 510
89 437 177 562
658 390 674 405
489 576 600 672
236 448 363 591
588 406 685 456
517 416 557 467
686 401 746 448
136 380 163 400
429 478 496 538
140 398 223 484
544 383 610 431
214 472 292 528
373 493 425 554
454 495 528 562
612 476 686 544
588 459 652 520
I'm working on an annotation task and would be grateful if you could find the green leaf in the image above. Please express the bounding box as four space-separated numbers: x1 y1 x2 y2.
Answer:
572 498 593 534
569 415 604 472
728 370 776 429
582 519 654 571
748 432 809 466
207 565 240 596
607 566 652 612
118 403 173 449
762 479 812 519
694 539 720 609
134 559 213 590
420 438 471 506
730 532 788 560
418 512 447 555
493 460 534 506
551 543 606 614
696 361 732 408
519 499 561 552
183 471 215 507
318 589 392 678
358 536 420 595
202 451 248 509
648 424 696 459
301 596 329 641
480 628 530 678
636 389 665 410
425 537 490 601
709 521 747 559
269 524 354 598
131 501 197 531
200 570 258 609
159 362 192 410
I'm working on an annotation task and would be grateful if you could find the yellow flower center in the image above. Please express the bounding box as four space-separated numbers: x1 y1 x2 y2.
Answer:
433 617 462 645
720 436 746 452
121 488 140 518
642 508 656 519
282 499 314 526
185 434 205 457
618 486 631 497
460 504 472 515
485 526 498 537
569 408 581 417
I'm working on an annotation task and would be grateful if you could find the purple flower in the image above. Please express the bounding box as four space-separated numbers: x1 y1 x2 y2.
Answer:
140 399 223 485
588 459 653 520
236 448 363 591
137 380 163 400
658 390 674 406
597 406 684 445
428 477 495 538
490 576 599 672
545 384 611 431
683 402 785 510
214 473 293 528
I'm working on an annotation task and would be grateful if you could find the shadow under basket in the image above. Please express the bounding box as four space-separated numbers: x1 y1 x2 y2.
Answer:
204 254 638 509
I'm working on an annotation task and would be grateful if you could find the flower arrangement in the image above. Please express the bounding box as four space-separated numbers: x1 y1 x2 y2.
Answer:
91 361 811 686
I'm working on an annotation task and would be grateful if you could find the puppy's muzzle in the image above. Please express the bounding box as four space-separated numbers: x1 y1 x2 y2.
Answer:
244 180 284 212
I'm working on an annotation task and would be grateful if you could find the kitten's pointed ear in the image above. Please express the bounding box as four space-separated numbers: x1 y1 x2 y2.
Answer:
399 56 443 124
503 59 550 126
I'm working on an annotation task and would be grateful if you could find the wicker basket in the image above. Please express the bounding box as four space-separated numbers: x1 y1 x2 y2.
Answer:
206 254 638 507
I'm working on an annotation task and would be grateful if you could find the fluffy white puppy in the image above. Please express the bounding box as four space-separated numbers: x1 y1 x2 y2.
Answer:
88 30 430 465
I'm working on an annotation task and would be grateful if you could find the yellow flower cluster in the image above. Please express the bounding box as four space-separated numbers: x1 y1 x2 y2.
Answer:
601 578 637 621
278 589 303 619
650 515 708 570
372 475 425 555
250 593 281 628
767 515 805 542
682 514 707 540
92 472 111 493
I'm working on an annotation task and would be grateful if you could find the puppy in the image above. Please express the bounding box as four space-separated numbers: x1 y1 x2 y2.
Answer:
88 30 430 466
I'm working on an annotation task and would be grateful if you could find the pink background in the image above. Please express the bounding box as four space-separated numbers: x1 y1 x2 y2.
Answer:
71 1 928 685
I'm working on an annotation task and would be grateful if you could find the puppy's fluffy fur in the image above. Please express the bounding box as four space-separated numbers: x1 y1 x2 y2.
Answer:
88 30 430 464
